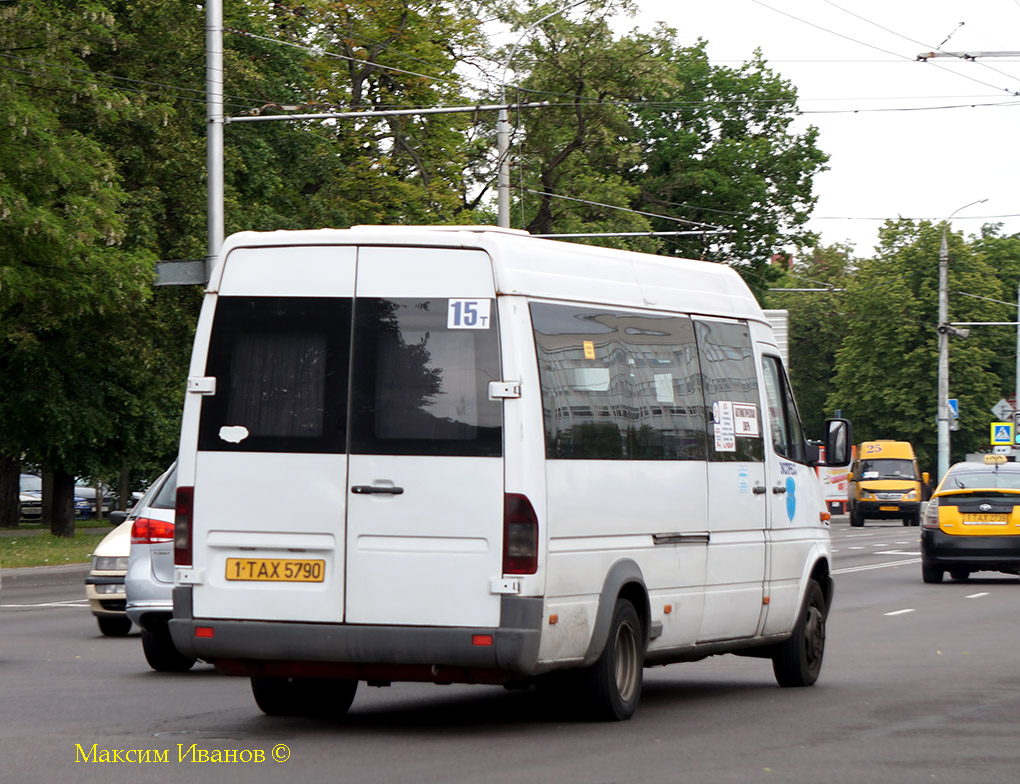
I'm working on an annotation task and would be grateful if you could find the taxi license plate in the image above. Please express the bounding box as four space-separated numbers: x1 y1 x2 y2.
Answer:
962 514 1009 524
225 558 325 583
879 506 899 511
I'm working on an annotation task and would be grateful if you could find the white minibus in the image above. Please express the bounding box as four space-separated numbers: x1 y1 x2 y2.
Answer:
169 226 851 721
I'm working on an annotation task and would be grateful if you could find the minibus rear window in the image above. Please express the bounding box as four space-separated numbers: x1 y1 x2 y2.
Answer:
349 297 502 457
198 297 351 453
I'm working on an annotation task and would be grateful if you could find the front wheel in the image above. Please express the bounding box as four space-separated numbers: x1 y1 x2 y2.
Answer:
849 507 864 527
251 676 358 718
772 579 826 687
579 598 644 721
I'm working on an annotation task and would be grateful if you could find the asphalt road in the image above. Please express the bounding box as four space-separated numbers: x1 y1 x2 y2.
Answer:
2 517 1019 784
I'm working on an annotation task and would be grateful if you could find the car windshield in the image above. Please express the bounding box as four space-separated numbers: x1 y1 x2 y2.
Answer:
859 458 916 480
943 469 1020 490
20 474 42 493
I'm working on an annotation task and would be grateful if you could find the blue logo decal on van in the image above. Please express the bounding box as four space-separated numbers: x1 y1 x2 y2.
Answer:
786 477 797 520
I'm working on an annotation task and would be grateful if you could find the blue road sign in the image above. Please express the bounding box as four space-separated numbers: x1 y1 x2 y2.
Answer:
992 422 1014 445
948 398 959 419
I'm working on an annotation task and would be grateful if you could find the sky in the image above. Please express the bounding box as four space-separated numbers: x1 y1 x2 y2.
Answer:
617 0 1020 256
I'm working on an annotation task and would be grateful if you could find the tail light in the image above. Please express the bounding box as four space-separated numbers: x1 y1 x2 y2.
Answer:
922 497 940 529
131 517 175 544
174 486 194 566
503 493 538 575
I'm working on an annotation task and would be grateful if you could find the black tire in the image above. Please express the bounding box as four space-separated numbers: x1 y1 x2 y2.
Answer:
849 506 864 527
772 579 826 688
949 567 970 581
141 626 197 672
579 598 644 721
251 676 358 718
921 561 944 584
96 615 132 637
910 514 921 527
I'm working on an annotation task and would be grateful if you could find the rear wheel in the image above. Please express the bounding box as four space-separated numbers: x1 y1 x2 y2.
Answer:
251 676 358 718
921 561 944 584
772 579 826 687
578 598 644 721
96 615 132 637
141 626 197 672
949 567 970 581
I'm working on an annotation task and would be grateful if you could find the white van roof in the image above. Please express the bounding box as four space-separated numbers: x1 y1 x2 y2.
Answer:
214 226 765 323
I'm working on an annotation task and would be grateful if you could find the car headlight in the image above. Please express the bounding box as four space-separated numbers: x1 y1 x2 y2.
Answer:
904 489 918 500
92 556 129 572
860 490 874 500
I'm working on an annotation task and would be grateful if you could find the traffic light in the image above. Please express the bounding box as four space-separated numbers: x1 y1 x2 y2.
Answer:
1013 411 1020 444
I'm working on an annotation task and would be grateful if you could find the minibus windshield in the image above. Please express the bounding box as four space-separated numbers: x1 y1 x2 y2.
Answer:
859 458 916 480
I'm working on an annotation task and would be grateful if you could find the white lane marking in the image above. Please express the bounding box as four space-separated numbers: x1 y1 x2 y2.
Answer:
966 592 990 599
874 550 920 556
884 608 915 616
833 557 921 574
0 600 89 609
849 546 865 550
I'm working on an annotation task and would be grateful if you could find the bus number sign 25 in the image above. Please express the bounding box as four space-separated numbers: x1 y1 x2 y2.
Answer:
447 299 491 329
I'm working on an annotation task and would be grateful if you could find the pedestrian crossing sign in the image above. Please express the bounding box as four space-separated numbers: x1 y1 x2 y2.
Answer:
991 422 1014 445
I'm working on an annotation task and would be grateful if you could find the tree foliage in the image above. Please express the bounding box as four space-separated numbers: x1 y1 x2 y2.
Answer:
825 221 1011 475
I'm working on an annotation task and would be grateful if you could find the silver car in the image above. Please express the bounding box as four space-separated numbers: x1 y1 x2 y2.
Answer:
125 463 196 672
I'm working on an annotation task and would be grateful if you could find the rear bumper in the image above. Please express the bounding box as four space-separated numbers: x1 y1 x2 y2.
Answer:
169 588 544 682
921 528 1020 570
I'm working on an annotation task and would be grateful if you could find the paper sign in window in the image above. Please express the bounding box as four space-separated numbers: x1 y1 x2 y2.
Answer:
732 403 760 437
583 340 596 360
713 401 736 452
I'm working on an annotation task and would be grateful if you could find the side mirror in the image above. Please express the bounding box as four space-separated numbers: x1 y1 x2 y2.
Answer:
823 418 852 467
922 472 930 485
846 472 854 482
109 510 128 526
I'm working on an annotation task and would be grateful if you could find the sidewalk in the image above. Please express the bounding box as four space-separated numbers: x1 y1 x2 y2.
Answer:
2 561 91 587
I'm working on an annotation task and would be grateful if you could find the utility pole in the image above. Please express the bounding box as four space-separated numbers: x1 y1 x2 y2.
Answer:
206 0 223 282
937 199 987 481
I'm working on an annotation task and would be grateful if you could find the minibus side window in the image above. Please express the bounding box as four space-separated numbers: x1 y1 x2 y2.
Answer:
531 303 707 460
198 297 351 453
349 297 502 457
694 320 764 462
761 355 808 464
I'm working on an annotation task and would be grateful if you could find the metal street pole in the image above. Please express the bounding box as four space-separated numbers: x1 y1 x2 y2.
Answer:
937 198 987 481
498 0 588 228
937 230 950 481
206 0 223 282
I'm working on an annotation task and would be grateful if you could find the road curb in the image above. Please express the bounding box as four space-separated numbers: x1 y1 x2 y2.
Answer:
2 562 91 588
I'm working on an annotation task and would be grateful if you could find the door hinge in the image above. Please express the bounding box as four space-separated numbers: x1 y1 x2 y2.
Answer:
488 381 521 399
187 376 216 395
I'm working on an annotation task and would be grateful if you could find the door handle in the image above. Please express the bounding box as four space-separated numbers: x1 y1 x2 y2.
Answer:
752 485 768 495
351 485 404 495
772 485 787 494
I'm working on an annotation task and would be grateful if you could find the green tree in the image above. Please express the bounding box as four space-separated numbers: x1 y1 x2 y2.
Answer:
483 0 828 286
826 220 1009 476
0 1 153 533
764 245 851 439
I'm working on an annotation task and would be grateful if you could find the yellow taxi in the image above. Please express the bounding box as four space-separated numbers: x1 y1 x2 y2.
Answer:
921 455 1020 583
